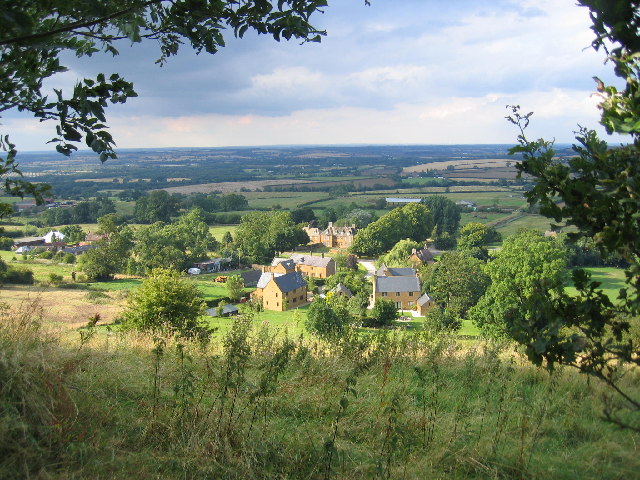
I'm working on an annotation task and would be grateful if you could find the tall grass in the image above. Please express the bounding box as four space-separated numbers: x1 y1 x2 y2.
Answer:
0 303 638 479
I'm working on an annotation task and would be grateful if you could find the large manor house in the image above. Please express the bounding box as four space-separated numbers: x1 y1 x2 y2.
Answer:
303 223 357 249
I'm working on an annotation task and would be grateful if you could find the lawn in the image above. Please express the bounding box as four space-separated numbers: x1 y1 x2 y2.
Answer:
208 224 238 240
566 266 626 302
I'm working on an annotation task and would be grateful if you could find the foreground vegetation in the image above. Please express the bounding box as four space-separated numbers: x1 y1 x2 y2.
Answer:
2 303 638 480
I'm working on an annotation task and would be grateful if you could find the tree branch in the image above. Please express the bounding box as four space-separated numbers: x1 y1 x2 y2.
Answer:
0 0 163 47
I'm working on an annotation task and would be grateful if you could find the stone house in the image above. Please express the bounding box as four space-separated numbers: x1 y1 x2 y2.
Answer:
266 254 336 279
303 222 357 249
372 275 422 310
417 293 436 315
251 271 307 311
408 247 435 267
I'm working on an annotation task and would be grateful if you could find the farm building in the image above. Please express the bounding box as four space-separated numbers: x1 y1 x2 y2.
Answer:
385 197 422 206
192 258 231 273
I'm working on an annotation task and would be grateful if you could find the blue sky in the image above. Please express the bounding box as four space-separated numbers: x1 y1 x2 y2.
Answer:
4 0 626 151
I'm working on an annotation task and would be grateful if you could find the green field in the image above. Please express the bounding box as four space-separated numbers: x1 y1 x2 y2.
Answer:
566 267 626 302
242 191 329 210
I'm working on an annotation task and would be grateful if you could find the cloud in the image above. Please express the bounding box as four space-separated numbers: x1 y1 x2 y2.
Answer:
4 0 627 151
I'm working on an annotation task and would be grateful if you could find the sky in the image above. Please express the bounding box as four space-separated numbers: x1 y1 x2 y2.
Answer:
3 0 627 151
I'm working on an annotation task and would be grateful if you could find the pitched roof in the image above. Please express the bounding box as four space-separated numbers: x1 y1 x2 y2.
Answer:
273 271 307 293
411 248 434 263
273 258 296 271
240 269 262 286
332 283 353 297
375 265 417 277
375 275 421 293
256 271 306 293
417 293 433 306
257 272 284 289
290 253 334 268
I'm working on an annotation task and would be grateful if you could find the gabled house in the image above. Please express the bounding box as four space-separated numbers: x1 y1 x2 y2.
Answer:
331 283 353 298
266 254 336 279
251 271 307 311
290 254 336 278
303 222 357 249
408 247 435 267
417 293 435 315
372 275 422 310
269 258 296 274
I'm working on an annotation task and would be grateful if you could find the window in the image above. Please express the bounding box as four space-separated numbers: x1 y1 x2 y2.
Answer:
382 292 387 297
396 292 401 296
275 292 278 297
408 291 414 297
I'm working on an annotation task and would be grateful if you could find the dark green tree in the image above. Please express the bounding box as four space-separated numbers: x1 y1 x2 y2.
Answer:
305 299 348 341
456 222 500 260
421 251 489 319
134 191 180 224
351 203 433 256
468 230 567 338
367 298 398 328
422 195 461 236
60 224 85 243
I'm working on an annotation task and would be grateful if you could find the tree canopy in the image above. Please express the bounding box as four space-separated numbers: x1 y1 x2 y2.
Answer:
501 0 640 429
350 203 433 257
469 230 568 338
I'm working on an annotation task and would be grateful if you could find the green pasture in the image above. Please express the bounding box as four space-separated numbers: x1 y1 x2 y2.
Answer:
566 267 626 302
208 225 238 239
242 191 329 210
492 214 556 237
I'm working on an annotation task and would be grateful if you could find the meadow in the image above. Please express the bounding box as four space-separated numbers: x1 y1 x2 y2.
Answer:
2 304 638 480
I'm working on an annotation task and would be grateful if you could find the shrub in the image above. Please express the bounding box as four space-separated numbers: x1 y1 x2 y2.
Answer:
47 273 63 286
38 250 54 260
2 267 35 285
63 253 76 264
365 298 398 328
305 299 347 340
423 308 462 333
120 268 208 338
0 236 14 250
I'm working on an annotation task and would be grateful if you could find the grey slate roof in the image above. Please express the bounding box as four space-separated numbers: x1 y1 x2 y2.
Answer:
61 245 98 255
375 275 421 293
240 269 262 287
290 253 333 268
332 283 353 297
417 293 433 306
273 258 296 271
375 265 417 277
273 271 306 293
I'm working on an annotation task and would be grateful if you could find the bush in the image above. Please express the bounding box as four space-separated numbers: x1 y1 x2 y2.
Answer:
0 236 14 250
305 299 347 340
120 268 208 338
2 267 35 285
424 308 461 333
37 250 54 260
365 298 398 328
63 253 76 264
47 273 63 286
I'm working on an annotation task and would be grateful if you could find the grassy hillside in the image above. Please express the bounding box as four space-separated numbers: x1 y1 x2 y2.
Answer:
1 304 638 480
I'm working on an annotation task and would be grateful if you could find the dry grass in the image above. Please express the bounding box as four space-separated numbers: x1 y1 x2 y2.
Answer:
0 285 125 327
